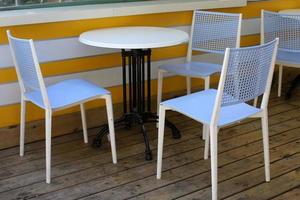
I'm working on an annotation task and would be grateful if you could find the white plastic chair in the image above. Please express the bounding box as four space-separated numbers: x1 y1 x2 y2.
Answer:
157 10 242 139
7 31 117 184
262 10 300 97
157 39 279 200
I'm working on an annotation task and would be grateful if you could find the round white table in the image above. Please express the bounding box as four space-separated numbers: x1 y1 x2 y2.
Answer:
79 26 189 160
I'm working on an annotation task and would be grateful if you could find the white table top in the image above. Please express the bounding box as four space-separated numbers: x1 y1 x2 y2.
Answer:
79 26 189 49
279 9 300 15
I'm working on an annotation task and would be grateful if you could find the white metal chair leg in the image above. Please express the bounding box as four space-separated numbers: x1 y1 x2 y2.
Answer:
20 98 26 157
262 111 270 182
157 70 164 116
45 109 52 184
278 65 283 97
105 95 117 164
253 97 258 107
202 125 208 140
204 125 210 160
80 103 88 144
210 125 218 200
186 76 191 95
202 77 210 140
156 105 166 179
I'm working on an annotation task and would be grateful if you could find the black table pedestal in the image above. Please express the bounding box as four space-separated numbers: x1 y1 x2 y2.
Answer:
286 75 300 99
92 49 181 160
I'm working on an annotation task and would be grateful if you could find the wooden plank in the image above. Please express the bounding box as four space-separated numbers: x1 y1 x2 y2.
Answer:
139 150 300 200
177 145 300 200
271 186 300 200
0 102 298 190
0 130 204 199
0 90 298 200
224 167 300 200
0 123 203 194
0 115 199 181
17 119 300 200
0 100 296 180
74 131 300 200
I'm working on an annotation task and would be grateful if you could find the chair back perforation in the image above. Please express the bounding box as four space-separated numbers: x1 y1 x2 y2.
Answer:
221 40 278 106
263 10 300 52
7 31 50 108
191 11 241 54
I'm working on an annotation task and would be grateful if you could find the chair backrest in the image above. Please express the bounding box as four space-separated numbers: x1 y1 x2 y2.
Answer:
211 39 279 125
262 10 300 53
187 10 242 61
7 31 50 108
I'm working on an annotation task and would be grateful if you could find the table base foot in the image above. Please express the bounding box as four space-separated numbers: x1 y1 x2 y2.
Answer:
92 112 181 161
286 75 300 100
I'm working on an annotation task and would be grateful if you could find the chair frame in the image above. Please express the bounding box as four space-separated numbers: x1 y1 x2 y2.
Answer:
261 10 300 97
7 31 117 184
157 39 279 200
157 10 242 140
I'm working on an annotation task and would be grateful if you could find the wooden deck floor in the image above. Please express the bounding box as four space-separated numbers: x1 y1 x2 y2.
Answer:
0 89 299 200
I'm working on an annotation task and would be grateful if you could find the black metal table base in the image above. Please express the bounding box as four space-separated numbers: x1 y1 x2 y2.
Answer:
286 75 300 99
92 49 181 160
92 112 181 160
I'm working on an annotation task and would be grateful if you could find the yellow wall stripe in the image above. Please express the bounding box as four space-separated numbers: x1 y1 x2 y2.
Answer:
0 11 192 44
0 34 260 84
0 75 219 128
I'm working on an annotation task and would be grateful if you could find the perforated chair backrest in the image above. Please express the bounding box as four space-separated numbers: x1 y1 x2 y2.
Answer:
221 39 278 107
7 31 50 108
210 39 278 125
190 10 242 54
262 10 300 53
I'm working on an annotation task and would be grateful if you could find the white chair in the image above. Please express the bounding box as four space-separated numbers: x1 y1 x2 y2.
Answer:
262 10 300 97
157 10 242 139
7 31 117 184
157 39 279 200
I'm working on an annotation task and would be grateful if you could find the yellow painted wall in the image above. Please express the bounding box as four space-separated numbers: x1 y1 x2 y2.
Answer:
0 0 299 128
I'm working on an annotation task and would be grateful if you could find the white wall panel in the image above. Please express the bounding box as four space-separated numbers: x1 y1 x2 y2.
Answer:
0 26 190 69
0 19 261 69
0 53 223 106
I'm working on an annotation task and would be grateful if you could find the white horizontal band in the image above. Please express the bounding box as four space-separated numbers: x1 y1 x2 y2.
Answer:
0 18 260 69
0 0 247 27
0 53 223 106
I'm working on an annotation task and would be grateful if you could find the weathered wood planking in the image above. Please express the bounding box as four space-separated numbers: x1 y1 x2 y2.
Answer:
6 108 300 199
0 88 299 200
271 186 300 200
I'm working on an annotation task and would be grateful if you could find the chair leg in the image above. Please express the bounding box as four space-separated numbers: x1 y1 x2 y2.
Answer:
105 95 117 164
80 103 88 144
45 109 52 184
204 124 210 160
210 125 218 200
253 97 258 107
186 76 191 95
278 65 283 97
20 98 26 157
202 77 210 140
157 105 166 179
262 111 270 182
157 70 164 116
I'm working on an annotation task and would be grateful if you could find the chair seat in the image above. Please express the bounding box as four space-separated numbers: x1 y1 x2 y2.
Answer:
159 62 222 78
25 78 110 110
277 50 300 66
161 89 261 127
